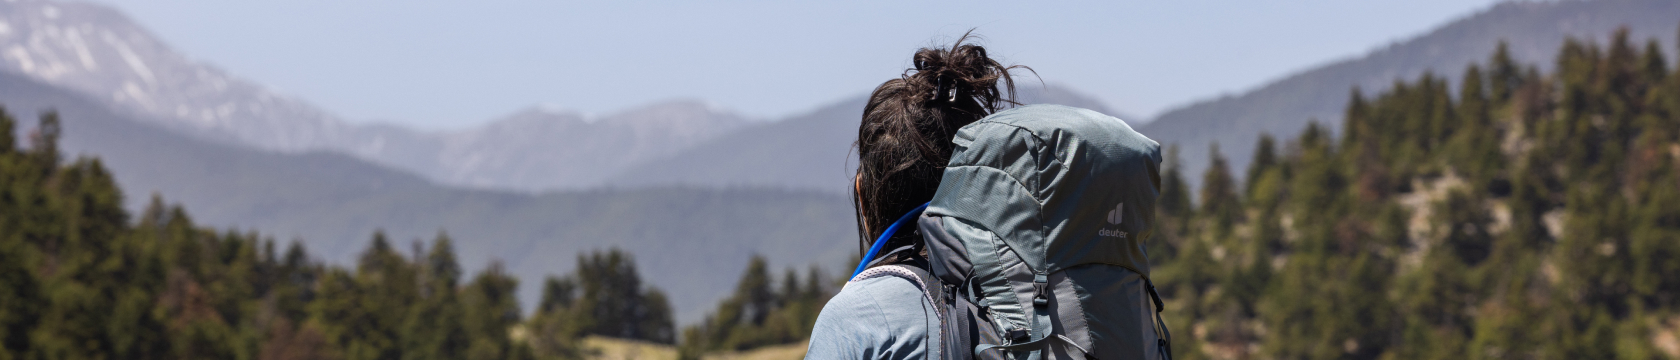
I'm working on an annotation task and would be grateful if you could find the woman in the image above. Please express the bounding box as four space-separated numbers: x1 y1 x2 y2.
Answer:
805 32 1027 358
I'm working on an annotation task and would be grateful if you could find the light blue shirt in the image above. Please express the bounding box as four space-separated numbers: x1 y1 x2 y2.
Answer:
804 274 941 359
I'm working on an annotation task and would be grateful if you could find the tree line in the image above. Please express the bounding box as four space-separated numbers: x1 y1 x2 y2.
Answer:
675 255 831 358
0 104 837 359
1151 27 1680 359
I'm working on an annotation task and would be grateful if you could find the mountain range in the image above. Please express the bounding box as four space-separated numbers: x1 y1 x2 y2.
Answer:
0 0 758 191
605 84 1123 192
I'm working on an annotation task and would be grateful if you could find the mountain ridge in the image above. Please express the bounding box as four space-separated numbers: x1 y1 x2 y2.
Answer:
606 83 1129 192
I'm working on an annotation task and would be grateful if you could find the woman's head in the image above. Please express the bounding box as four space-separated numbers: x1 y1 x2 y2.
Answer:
853 31 1029 254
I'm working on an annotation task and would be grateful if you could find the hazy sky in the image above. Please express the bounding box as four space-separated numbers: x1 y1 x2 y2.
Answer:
86 0 1504 129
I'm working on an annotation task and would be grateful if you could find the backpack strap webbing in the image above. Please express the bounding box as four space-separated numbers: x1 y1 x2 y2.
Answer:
975 334 1093 358
1147 279 1172 360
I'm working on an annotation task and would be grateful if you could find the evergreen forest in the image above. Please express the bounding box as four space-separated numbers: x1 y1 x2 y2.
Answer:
3 26 1680 360
0 102 830 359
1150 28 1680 359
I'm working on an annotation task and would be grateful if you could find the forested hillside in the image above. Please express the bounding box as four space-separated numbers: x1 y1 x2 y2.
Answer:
0 69 854 326
0 108 511 359
0 108 782 359
1142 0 1679 192
1151 28 1680 359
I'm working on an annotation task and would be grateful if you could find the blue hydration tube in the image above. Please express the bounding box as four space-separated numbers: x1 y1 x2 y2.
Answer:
852 202 931 279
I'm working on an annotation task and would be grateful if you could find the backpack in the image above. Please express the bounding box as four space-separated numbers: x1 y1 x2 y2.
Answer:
852 104 1172 360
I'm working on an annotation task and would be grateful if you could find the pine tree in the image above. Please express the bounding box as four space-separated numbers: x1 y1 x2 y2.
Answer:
737 256 774 328
1245 134 1280 205
1199 144 1242 236
352 231 417 360
1153 145 1193 263
567 249 673 344
1489 41 1523 103
461 262 522 360
403 234 468 360
536 276 576 316
0 106 14 155
28 110 60 170
1452 64 1506 190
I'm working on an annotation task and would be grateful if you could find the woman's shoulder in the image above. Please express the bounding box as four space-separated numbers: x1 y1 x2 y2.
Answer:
816 272 931 329
839 269 933 305
804 268 938 358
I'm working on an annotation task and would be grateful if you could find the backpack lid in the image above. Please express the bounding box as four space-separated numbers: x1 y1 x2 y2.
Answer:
923 104 1161 280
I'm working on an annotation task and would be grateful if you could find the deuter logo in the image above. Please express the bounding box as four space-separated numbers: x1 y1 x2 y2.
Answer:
1106 202 1124 224
1100 202 1128 238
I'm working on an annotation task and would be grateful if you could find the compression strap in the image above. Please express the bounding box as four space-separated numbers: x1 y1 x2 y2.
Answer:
851 202 931 279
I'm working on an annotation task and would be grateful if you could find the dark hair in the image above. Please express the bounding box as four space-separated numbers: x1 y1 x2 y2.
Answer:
852 31 1030 259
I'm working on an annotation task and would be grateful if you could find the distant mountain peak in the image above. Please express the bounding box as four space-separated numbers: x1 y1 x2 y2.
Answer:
598 99 749 128
611 98 734 115
487 106 588 128
0 0 352 152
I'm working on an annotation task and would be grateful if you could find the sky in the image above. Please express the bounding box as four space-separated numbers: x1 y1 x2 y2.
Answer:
85 0 1505 130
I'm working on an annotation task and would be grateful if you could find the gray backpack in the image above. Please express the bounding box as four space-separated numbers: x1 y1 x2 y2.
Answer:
855 104 1171 359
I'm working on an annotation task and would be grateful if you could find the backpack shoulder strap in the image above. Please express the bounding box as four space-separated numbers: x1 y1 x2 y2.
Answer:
852 262 985 360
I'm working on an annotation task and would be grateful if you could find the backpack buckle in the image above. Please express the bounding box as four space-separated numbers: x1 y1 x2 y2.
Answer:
1032 274 1049 307
1007 328 1030 343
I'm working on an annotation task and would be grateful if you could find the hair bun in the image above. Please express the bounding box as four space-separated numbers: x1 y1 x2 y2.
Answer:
903 32 1025 113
